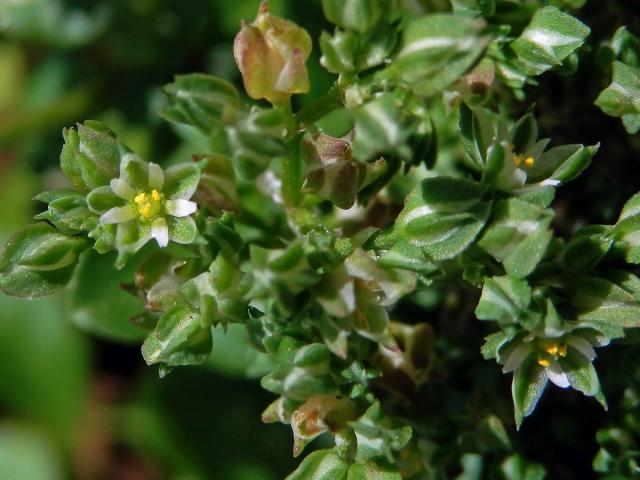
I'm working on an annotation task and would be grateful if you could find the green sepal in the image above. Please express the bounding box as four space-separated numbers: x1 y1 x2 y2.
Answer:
512 355 548 429
558 347 607 409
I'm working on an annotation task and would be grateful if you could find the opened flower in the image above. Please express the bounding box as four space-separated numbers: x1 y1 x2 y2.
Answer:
87 154 200 266
501 330 602 388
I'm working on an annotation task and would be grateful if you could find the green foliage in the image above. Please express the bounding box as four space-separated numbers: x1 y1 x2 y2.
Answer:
3 0 640 478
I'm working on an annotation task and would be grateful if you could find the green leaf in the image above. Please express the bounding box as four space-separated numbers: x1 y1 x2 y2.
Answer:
572 271 640 335
0 223 87 298
228 108 287 179
501 454 546 480
347 463 402 480
595 61 640 134
322 0 385 33
285 449 349 480
610 26 640 68
68 250 146 342
615 214 640 263
481 331 511 360
34 189 96 233
395 14 485 95
512 355 548 429
395 177 491 261
618 191 640 221
60 121 123 192
475 275 531 325
141 304 212 368
162 73 241 133
563 225 613 271
477 198 553 278
351 93 415 161
526 143 599 184
511 6 590 75
348 402 412 463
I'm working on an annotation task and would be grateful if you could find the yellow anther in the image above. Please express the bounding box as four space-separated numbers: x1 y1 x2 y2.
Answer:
537 357 551 367
524 156 535 168
513 155 522 167
134 190 163 219
134 192 147 205
546 343 559 356
558 344 567 357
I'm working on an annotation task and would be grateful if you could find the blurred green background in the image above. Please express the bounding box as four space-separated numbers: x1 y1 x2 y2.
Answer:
0 0 335 478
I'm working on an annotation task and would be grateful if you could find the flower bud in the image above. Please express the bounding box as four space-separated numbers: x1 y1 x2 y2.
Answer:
233 2 312 105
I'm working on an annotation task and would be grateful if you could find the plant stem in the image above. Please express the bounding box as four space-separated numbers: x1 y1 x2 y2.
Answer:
294 85 343 131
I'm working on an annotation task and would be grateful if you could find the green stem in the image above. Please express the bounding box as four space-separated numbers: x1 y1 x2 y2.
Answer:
279 99 297 142
293 85 343 132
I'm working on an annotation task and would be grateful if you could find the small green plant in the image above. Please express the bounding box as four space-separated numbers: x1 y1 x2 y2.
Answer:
3 0 640 478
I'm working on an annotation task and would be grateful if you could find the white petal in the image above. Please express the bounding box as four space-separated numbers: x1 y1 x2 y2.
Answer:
165 199 197 217
100 206 136 224
502 344 532 373
110 178 135 200
148 162 164 190
567 336 597 361
546 362 570 388
151 217 169 247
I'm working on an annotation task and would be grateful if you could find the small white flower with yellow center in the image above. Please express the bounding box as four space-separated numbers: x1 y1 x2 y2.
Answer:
87 155 200 263
502 332 598 388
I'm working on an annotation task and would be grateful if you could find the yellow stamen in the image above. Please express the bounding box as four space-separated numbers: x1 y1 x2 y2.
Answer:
524 156 535 168
134 189 163 219
546 343 558 355
134 192 147 205
558 344 567 357
538 357 551 367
